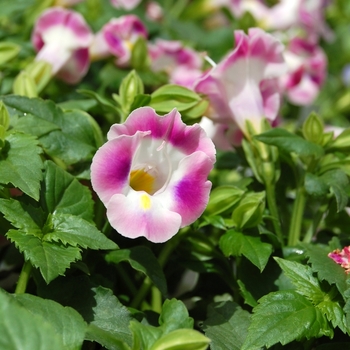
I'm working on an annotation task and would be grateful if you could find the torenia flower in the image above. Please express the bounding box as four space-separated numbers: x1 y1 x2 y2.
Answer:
280 37 327 106
53 0 85 7
194 27 287 137
89 15 147 67
328 246 350 273
91 107 216 243
110 0 141 10
31 7 93 84
148 39 203 88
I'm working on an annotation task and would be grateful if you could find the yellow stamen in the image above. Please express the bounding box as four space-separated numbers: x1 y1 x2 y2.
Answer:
130 169 155 194
140 194 151 210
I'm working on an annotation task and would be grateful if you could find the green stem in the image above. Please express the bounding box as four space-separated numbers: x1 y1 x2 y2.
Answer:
303 202 328 244
265 181 284 246
15 260 32 294
129 230 185 310
288 187 307 246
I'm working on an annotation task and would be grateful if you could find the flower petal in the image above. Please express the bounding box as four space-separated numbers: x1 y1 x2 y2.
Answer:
106 191 182 243
108 107 216 163
91 131 148 204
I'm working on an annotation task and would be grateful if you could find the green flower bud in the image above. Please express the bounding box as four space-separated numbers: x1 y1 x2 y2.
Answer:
131 36 149 71
13 71 38 98
0 42 20 66
205 185 245 216
25 60 52 93
0 101 10 132
232 191 266 229
150 329 211 350
302 112 324 144
119 70 144 119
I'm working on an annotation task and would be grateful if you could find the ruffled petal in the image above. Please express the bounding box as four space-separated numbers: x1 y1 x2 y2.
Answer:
157 151 213 227
108 107 216 163
91 131 148 204
106 191 182 243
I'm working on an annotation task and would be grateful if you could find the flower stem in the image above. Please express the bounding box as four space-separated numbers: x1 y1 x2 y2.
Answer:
288 187 307 246
129 230 185 310
265 180 284 246
15 260 32 294
303 201 327 244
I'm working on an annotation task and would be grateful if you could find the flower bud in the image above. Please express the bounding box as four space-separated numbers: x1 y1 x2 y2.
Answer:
12 71 38 98
130 36 149 71
302 112 324 145
0 42 20 66
25 60 52 93
0 102 10 132
232 191 266 229
150 329 211 350
119 70 144 119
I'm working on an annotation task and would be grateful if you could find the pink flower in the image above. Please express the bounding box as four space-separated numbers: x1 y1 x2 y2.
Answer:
110 0 141 10
89 15 147 67
90 107 216 243
280 37 327 106
194 27 287 136
148 39 203 88
31 7 93 84
328 246 350 273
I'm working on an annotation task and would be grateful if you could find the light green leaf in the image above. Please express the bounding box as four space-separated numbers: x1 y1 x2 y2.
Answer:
255 128 324 158
14 294 87 350
203 301 251 350
242 290 332 350
318 298 347 334
0 42 20 65
274 257 325 304
41 160 94 222
219 229 272 271
45 213 118 250
0 132 43 200
0 289 64 350
7 230 81 283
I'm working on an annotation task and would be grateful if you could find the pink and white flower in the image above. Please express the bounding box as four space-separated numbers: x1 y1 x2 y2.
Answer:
89 15 147 67
148 39 203 88
280 37 327 106
91 107 216 243
110 0 141 10
328 246 350 273
194 27 287 137
31 7 93 84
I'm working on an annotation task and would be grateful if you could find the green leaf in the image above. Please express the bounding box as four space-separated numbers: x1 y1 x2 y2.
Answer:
0 289 65 350
130 94 152 112
44 213 118 250
302 243 348 297
0 132 43 200
274 257 325 304
203 301 251 350
305 173 329 197
0 198 45 233
219 229 273 271
106 246 167 296
318 297 347 334
2 95 99 165
130 321 162 350
242 290 332 350
255 128 324 158
78 89 120 115
85 286 133 350
158 299 194 334
41 160 94 222
14 293 87 350
205 185 245 216
7 230 81 283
